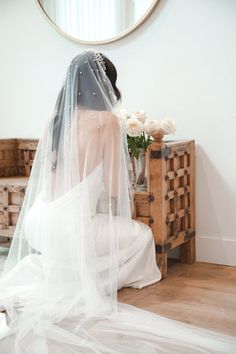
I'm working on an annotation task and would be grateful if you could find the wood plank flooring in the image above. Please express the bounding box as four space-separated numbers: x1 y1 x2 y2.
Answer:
118 260 236 337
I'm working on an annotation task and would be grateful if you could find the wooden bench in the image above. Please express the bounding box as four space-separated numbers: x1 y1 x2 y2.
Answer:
0 139 37 246
0 138 195 278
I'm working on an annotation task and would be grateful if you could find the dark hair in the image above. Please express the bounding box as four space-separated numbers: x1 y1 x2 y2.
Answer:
51 53 121 170
100 53 121 101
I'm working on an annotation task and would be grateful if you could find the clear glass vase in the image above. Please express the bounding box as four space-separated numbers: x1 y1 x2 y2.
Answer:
129 148 147 191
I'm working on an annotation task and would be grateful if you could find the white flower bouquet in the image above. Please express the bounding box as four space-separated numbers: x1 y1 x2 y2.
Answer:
115 105 176 159
114 105 176 188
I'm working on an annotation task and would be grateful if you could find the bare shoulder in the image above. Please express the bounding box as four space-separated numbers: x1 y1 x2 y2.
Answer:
102 111 120 129
100 112 120 141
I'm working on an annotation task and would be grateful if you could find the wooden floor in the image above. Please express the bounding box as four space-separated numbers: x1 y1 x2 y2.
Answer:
118 260 236 337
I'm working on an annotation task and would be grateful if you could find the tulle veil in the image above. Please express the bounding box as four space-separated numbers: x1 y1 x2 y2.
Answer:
0 50 235 353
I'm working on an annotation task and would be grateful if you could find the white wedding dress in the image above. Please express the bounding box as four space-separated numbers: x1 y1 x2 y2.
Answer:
20 160 161 292
0 50 235 353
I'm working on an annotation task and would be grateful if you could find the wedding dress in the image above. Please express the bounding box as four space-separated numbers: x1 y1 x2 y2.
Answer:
0 50 235 354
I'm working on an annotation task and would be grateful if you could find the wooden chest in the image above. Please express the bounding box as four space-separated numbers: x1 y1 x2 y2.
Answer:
133 140 195 278
0 139 38 245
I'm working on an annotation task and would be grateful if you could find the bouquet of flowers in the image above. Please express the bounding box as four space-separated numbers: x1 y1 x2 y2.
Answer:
115 105 176 188
115 106 176 159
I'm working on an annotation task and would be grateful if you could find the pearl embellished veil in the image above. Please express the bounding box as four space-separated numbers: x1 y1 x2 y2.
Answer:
0 50 235 353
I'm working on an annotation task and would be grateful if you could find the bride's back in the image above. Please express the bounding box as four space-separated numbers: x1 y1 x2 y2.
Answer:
76 110 120 193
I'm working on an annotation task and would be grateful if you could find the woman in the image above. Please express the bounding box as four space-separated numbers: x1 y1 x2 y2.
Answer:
0 50 235 353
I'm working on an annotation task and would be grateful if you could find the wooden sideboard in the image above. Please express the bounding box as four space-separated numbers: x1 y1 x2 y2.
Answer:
0 138 195 278
133 140 195 278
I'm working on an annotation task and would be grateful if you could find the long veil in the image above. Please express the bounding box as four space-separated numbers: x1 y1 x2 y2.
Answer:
0 50 235 354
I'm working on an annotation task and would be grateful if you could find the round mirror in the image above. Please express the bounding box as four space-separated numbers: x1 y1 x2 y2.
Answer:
37 0 159 44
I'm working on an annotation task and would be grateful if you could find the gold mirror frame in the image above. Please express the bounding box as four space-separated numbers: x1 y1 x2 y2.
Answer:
35 0 160 45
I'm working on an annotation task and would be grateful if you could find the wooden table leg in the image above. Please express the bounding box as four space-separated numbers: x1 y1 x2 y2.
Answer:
180 238 196 264
156 252 167 279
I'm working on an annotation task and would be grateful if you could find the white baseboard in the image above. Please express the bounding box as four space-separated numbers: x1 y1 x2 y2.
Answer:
167 236 236 267
196 236 236 267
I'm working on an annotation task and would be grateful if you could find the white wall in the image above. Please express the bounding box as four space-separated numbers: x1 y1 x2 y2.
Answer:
0 0 236 265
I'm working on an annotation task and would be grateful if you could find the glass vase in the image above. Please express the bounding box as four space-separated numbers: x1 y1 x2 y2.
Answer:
129 148 147 191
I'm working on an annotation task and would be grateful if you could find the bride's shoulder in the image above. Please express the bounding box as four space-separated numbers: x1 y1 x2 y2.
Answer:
101 112 120 139
102 111 119 127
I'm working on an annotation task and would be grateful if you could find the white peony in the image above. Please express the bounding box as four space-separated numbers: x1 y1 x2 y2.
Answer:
161 117 176 135
135 109 147 124
113 104 131 128
119 107 130 119
143 119 161 135
126 117 144 137
113 103 129 118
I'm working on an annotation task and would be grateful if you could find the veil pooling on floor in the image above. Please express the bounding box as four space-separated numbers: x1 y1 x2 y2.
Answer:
0 50 235 353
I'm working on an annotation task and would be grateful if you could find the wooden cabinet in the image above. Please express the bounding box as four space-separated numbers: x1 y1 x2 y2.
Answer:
0 138 196 279
133 140 196 278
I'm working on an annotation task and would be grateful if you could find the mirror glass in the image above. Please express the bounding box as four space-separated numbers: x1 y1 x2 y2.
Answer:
38 0 158 44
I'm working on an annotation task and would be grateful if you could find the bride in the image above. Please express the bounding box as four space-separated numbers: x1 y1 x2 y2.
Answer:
0 50 235 353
